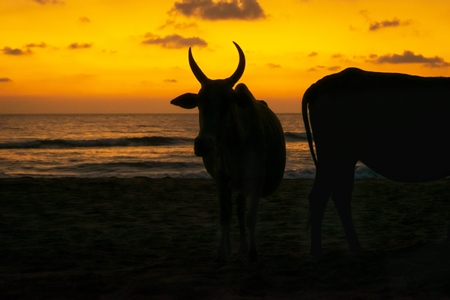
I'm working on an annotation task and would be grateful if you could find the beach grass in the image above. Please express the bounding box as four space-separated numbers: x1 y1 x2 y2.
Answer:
0 178 449 299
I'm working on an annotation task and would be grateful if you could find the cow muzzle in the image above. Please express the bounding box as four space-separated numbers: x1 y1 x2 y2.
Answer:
194 136 214 157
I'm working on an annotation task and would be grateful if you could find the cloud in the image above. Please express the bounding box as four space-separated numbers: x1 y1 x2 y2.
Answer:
308 65 341 72
2 47 31 56
170 0 266 20
308 65 323 72
372 50 450 68
164 79 178 83
68 43 93 49
101 49 118 54
79 17 91 23
369 18 411 31
266 63 281 69
142 33 207 49
331 54 343 59
0 78 12 83
308 52 318 57
327 66 341 72
32 0 65 4
1 43 48 55
158 19 198 30
25 42 47 48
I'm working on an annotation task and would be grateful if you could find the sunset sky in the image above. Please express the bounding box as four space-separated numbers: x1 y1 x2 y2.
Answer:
1 0 450 113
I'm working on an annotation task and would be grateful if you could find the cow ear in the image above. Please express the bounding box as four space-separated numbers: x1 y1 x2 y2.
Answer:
170 93 198 109
233 83 254 108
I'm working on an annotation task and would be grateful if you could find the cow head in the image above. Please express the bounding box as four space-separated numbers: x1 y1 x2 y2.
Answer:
171 42 251 157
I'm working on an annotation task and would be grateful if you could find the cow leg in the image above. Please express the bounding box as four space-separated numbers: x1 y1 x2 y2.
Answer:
447 224 450 243
331 161 362 254
247 195 260 261
217 184 232 262
308 173 333 256
236 193 248 254
239 150 263 261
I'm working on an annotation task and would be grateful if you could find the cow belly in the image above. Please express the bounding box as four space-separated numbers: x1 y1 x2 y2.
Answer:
231 147 285 198
262 150 285 196
261 115 286 197
359 138 450 182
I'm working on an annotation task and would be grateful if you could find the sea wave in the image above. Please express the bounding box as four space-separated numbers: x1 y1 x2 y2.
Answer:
0 165 382 180
0 132 308 150
0 136 194 149
284 165 382 180
67 161 204 171
284 131 307 141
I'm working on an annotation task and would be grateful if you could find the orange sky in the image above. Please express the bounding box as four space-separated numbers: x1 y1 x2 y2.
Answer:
1 0 450 113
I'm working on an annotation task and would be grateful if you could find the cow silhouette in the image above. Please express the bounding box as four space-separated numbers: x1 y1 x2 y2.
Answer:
303 67 450 255
171 42 286 261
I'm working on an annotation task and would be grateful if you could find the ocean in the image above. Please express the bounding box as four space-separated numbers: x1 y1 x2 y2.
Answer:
0 114 377 179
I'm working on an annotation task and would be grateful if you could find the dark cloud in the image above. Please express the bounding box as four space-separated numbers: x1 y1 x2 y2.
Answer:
25 42 47 48
2 47 31 56
142 33 207 49
308 52 318 57
1 43 48 56
79 17 91 23
331 54 343 59
0 78 12 83
170 0 266 20
327 66 341 72
369 18 411 31
158 19 198 30
373 50 450 68
164 79 178 83
266 63 281 69
68 43 93 49
352 55 366 60
101 49 118 54
308 65 341 72
32 0 65 4
307 65 325 72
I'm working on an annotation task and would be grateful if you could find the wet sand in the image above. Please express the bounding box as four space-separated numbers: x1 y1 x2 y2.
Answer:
0 178 449 299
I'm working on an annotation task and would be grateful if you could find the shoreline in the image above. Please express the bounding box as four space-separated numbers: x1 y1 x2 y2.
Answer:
1 177 449 299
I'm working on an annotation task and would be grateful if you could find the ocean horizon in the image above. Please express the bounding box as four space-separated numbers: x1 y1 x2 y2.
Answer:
0 113 378 179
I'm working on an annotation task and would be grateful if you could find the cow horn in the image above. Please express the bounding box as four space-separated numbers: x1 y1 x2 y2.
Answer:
228 42 246 85
189 47 208 84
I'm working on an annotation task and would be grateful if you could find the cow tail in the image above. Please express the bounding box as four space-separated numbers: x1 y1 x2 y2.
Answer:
302 93 318 167
302 92 316 230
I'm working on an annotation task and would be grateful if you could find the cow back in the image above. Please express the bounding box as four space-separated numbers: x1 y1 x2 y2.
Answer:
304 67 450 182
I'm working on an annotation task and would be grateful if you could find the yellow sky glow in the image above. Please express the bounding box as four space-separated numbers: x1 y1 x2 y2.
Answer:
1 0 450 113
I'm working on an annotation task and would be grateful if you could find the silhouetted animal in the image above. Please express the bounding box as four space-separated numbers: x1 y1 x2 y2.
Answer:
302 67 450 255
170 42 286 261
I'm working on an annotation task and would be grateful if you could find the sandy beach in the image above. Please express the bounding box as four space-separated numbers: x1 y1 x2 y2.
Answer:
0 177 449 299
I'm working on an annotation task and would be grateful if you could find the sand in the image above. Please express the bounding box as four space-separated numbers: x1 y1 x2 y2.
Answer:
0 177 449 299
